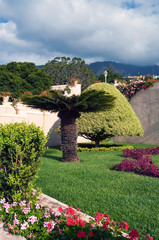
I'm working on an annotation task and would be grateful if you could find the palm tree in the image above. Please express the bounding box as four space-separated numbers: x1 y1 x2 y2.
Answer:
21 88 115 162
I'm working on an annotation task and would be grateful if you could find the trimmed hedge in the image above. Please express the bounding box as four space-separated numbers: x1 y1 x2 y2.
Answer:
77 145 134 152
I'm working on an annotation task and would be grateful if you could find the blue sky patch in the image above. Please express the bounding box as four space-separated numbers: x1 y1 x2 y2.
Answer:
122 0 141 9
0 18 8 23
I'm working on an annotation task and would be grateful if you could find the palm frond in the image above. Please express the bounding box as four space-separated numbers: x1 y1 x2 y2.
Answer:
21 89 116 113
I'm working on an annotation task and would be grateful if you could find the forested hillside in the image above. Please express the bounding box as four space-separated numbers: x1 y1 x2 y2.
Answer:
89 61 159 77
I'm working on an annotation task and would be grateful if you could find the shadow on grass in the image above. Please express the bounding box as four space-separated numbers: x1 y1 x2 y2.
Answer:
43 153 62 162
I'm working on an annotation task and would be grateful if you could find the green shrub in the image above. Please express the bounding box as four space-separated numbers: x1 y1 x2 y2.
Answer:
77 146 134 152
0 122 47 202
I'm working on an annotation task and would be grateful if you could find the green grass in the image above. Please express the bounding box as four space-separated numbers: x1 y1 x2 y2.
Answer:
36 143 159 240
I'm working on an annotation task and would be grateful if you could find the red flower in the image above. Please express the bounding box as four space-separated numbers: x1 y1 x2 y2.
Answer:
146 234 153 240
77 231 86 238
88 231 93 237
78 219 85 227
66 206 75 215
95 212 103 223
102 222 109 230
129 229 139 239
66 217 75 225
58 206 63 212
121 221 129 231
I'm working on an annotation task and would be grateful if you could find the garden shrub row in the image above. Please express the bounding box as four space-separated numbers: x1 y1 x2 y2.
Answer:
78 145 134 152
114 147 159 178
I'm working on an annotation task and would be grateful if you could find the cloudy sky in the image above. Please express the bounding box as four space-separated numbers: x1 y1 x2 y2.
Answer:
0 0 159 66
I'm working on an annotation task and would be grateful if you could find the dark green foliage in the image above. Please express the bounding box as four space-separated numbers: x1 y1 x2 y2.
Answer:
0 122 47 202
44 57 97 91
0 62 52 98
21 89 116 113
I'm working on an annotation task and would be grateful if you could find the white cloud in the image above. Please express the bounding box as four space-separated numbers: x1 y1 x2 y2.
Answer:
0 0 159 65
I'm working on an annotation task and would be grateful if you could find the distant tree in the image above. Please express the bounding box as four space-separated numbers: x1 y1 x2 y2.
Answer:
44 57 96 91
21 87 115 162
77 83 144 147
0 62 52 98
98 74 105 82
114 72 123 81
106 64 114 83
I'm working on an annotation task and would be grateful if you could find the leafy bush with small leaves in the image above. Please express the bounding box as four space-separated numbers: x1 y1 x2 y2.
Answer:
78 146 134 152
0 122 47 202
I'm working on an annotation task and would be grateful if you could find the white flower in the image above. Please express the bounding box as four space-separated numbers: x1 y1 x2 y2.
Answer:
20 221 29 230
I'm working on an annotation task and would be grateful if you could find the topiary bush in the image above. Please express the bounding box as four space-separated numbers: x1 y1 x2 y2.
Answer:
77 83 144 147
0 122 47 202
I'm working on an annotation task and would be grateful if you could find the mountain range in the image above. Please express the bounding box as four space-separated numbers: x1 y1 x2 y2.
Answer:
89 61 159 77
38 61 159 77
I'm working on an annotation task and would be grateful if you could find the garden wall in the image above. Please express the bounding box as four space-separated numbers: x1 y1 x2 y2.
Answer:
113 82 159 144
0 83 87 147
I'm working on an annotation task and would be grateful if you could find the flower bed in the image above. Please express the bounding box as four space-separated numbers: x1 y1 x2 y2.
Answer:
0 197 153 240
113 147 159 178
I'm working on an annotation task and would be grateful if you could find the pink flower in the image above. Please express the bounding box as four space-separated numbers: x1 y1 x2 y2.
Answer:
3 203 10 213
13 217 20 226
28 215 37 225
54 212 61 217
0 198 6 203
9 225 13 230
22 208 30 214
43 221 55 232
12 202 17 207
19 201 26 207
44 210 51 218
77 231 86 238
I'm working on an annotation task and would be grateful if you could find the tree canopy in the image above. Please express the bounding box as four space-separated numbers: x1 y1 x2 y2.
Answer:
44 57 97 91
0 62 52 98
77 83 144 147
21 88 115 162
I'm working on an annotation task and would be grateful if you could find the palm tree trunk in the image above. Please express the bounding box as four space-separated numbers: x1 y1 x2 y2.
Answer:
58 110 80 162
95 139 100 148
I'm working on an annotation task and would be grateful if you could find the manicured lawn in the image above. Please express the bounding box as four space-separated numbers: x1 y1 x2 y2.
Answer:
36 143 159 240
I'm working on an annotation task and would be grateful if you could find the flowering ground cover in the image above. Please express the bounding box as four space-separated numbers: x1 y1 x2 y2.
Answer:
35 143 159 240
1 196 150 239
114 147 159 177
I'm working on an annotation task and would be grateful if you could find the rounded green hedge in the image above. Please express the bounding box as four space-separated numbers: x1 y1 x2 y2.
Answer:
0 122 47 202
